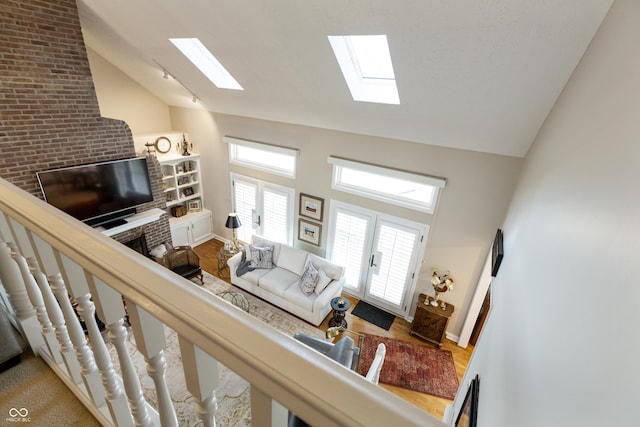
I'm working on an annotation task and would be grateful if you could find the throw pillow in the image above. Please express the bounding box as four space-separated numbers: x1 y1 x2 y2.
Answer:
314 269 332 295
297 261 320 296
249 245 274 269
149 244 166 259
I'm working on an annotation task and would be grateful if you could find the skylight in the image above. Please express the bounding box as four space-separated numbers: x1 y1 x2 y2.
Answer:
169 38 243 91
328 35 399 105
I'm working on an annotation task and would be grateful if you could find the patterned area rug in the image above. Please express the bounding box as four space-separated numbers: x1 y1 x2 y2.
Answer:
357 334 459 400
108 272 323 426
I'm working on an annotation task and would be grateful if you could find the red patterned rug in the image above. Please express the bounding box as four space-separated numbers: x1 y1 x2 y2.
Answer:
357 334 459 399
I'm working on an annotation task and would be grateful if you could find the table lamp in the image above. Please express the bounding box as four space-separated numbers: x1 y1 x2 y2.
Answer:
225 212 242 252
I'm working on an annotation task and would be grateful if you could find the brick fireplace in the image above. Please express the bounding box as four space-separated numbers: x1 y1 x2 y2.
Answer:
0 0 171 249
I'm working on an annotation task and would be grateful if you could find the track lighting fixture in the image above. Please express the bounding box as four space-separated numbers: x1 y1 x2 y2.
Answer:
153 59 200 106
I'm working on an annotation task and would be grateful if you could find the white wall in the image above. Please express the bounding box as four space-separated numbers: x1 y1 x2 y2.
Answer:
455 1 640 425
87 41 523 339
87 48 172 135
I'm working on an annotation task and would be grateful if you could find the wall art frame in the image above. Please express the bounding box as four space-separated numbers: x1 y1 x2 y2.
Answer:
455 374 479 427
299 193 324 222
491 228 504 277
298 219 322 246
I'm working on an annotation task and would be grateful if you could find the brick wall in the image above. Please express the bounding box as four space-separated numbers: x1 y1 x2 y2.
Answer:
0 0 171 249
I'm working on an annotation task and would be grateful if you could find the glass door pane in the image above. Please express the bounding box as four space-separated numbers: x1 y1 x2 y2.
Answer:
365 219 421 315
232 177 258 244
328 206 374 296
263 186 292 244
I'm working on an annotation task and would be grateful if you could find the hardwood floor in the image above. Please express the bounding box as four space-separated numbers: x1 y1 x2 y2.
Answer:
193 238 474 420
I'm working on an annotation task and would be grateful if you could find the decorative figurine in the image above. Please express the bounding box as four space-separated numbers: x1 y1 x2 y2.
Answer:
180 133 192 156
144 141 156 156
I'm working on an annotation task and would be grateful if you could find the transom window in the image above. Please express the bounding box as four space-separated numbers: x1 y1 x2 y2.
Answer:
328 157 446 214
225 136 298 178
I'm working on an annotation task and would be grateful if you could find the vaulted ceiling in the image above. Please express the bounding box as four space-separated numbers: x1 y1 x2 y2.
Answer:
77 0 613 157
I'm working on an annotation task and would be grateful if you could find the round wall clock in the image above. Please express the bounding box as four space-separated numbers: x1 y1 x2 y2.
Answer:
154 136 172 154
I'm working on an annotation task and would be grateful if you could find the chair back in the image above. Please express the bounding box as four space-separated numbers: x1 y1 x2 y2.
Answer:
364 343 386 384
163 245 200 269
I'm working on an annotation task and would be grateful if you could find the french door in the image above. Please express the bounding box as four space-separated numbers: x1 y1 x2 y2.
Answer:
327 201 428 317
231 174 294 245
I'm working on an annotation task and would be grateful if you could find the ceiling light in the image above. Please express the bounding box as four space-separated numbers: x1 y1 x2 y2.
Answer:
328 35 399 105
170 38 243 91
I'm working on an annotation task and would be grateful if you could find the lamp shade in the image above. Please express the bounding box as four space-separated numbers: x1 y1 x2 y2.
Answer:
225 213 241 229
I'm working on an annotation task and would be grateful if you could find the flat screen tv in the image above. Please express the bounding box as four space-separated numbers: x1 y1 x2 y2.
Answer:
37 157 154 229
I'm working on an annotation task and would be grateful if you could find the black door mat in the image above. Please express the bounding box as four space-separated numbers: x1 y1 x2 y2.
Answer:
351 301 395 330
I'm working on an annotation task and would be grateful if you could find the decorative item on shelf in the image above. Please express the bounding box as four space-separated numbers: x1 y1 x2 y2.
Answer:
225 212 242 252
171 205 187 218
144 141 156 156
154 136 172 154
182 187 194 197
430 268 454 309
187 199 202 212
179 133 192 156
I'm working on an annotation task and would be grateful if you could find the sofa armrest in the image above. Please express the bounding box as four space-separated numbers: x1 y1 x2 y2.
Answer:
227 252 243 281
313 276 345 312
227 251 243 268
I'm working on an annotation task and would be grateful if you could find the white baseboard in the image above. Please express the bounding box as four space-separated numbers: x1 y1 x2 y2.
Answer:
446 331 459 343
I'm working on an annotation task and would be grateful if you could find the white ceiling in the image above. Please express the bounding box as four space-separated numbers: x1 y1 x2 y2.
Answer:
77 0 613 157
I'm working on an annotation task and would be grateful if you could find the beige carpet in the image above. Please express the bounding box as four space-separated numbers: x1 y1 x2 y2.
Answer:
107 271 324 426
0 349 101 427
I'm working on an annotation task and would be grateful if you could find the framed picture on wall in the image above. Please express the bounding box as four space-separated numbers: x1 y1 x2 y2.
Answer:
299 193 324 222
491 229 504 277
298 219 322 246
455 375 479 427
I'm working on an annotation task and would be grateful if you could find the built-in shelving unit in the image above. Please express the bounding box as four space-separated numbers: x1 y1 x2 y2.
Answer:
161 154 203 211
159 154 214 246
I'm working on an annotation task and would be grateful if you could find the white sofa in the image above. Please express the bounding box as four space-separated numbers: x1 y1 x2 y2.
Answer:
227 235 345 326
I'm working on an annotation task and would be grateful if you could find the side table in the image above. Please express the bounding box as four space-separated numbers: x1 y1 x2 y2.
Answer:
409 293 454 348
216 248 238 279
328 297 350 328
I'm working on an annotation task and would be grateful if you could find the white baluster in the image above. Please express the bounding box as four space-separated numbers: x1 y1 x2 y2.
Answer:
8 242 61 362
76 292 134 427
55 252 106 407
27 256 79 377
90 276 152 427
0 240 44 353
178 336 219 427
125 299 177 426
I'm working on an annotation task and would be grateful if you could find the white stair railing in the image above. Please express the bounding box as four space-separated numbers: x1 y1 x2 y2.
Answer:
0 177 446 427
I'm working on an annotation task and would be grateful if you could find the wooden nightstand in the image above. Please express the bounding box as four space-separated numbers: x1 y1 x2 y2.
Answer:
410 293 454 348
